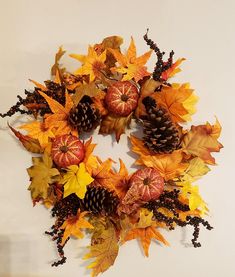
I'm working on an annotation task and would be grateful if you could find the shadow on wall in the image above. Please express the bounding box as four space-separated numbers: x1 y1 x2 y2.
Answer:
0 234 41 277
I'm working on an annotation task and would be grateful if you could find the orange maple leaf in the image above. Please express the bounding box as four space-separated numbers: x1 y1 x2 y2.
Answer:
154 83 198 123
9 125 43 153
60 210 93 245
91 159 117 192
122 209 169 256
182 119 223 165
38 90 77 136
99 113 132 142
123 220 169 257
19 121 55 148
129 135 188 180
161 58 185 81
114 159 130 199
70 46 106 82
109 37 152 82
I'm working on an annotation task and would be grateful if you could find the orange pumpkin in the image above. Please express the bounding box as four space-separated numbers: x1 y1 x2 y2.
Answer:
128 167 164 201
51 135 85 168
105 81 139 116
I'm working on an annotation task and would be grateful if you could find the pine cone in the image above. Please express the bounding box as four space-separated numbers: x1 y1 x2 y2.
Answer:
81 186 119 215
69 101 101 133
141 96 180 154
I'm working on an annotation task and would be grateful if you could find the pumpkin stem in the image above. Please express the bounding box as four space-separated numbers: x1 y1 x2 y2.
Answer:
143 177 150 186
60 145 69 153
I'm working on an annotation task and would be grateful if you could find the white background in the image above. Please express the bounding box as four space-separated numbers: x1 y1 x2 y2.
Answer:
0 0 235 277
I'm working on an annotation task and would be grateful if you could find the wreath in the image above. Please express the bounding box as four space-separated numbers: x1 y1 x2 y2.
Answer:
0 30 223 276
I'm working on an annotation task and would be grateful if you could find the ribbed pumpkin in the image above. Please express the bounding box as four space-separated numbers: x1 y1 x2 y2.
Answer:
128 168 164 202
105 81 139 116
51 135 85 168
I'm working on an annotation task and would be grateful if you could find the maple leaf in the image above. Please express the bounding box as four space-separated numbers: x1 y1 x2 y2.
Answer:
154 83 198 123
72 82 102 106
29 79 48 91
51 46 66 77
161 58 185 81
84 220 119 277
182 119 223 164
129 134 151 157
109 37 152 82
123 209 169 256
60 163 94 199
70 46 106 82
83 138 99 175
19 121 55 148
181 182 208 214
91 159 120 194
60 210 94 245
38 90 76 136
181 157 210 182
92 90 108 116
94 35 123 70
135 78 162 118
27 152 60 200
9 125 43 153
114 159 130 199
129 136 188 180
99 113 132 142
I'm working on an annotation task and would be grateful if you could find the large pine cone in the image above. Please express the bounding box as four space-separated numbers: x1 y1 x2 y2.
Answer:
141 96 180 154
81 186 119 215
69 100 101 133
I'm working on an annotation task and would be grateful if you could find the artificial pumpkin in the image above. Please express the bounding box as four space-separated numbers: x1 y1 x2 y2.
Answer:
128 167 164 202
105 81 139 116
51 134 85 168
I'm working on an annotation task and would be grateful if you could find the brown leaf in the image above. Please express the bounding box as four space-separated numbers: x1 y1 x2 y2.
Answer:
9 125 43 153
182 120 223 164
135 78 161 118
73 82 102 106
51 46 66 76
99 113 132 142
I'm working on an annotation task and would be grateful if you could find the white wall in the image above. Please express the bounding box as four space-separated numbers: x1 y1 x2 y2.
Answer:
0 0 234 276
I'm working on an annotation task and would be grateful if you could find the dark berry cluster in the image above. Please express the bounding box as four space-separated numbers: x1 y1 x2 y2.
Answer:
0 81 73 118
143 29 174 81
145 189 213 247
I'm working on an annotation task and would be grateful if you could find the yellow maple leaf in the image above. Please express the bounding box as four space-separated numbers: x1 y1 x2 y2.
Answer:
181 182 208 214
154 83 198 123
27 152 60 200
38 90 76 136
109 37 152 82
182 119 223 164
70 46 106 82
84 220 119 277
60 163 94 199
136 208 154 229
60 210 94 245
181 157 210 182
19 121 55 148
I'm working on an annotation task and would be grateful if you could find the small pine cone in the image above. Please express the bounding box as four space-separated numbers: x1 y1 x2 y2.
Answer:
141 96 180 154
69 102 101 133
81 186 119 215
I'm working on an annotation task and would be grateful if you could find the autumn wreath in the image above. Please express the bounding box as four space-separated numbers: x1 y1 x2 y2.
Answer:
0 31 223 276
